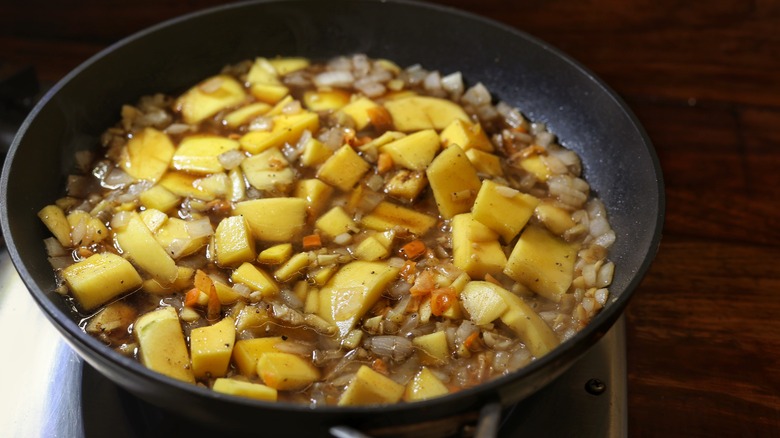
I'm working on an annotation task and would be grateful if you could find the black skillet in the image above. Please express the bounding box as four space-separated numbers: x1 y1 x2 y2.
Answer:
0 0 664 436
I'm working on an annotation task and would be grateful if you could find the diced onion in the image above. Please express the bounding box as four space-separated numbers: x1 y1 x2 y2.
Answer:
218 149 246 170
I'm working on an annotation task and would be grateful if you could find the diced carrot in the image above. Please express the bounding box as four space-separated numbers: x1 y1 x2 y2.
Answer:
228 133 241 140
464 331 481 351
206 283 221 321
410 269 436 297
376 152 394 174
430 287 457 316
372 358 389 375
400 240 426 260
302 233 322 250
399 260 417 283
194 269 213 294
184 287 200 307
407 296 421 314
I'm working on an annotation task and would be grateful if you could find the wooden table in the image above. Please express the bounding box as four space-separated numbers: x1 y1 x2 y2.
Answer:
2 0 778 436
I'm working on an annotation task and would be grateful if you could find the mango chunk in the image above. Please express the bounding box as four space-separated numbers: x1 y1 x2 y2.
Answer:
120 127 176 182
472 179 540 242
451 213 507 279
231 262 280 297
518 155 551 182
250 83 290 104
214 215 256 267
317 261 400 337
171 135 240 174
114 212 178 285
212 378 277 402
233 198 306 242
257 243 293 265
232 337 284 377
38 204 72 247
158 171 216 201
274 252 310 282
426 145 481 219
338 365 404 406
466 149 503 177
134 306 194 383
354 231 394 261
360 201 437 236
380 129 441 170
412 330 450 366
339 96 381 130
316 145 370 191
315 206 357 238
190 317 236 379
269 57 310 75
142 266 194 295
504 225 577 302
384 96 470 132
303 89 350 111
61 252 142 311
384 169 428 201
240 147 294 193
153 217 210 259
460 281 509 325
66 210 109 245
294 178 334 219
404 367 449 402
257 352 321 391
139 185 181 214
299 137 334 167
490 284 560 357
176 74 247 124
239 112 319 154
535 201 576 236
222 102 272 128
440 119 493 152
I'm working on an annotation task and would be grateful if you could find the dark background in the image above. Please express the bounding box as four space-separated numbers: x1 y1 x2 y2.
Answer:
2 0 779 436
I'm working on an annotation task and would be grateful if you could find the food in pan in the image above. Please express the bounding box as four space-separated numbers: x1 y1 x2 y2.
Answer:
38 54 616 406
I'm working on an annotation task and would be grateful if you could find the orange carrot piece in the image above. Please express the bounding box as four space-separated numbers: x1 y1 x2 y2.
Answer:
464 332 481 351
430 287 457 316
372 358 389 375
377 152 394 174
302 233 322 250
399 260 417 283
184 287 200 307
410 269 436 297
400 240 426 260
194 269 212 293
366 106 394 132
206 283 221 321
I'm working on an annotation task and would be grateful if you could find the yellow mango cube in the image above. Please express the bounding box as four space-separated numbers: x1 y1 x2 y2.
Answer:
231 262 280 297
460 281 510 325
232 337 284 377
466 148 503 177
120 127 176 182
257 243 293 265
503 225 577 302
294 179 334 218
175 74 247 124
274 252 310 282
490 284 560 357
250 83 289 104
518 155 551 182
61 252 142 311
380 129 441 171
171 135 240 174
222 102 272 128
139 185 181 212
299 137 334 167
38 204 72 247
338 365 404 406
240 147 294 193
426 145 481 219
383 96 470 132
317 261 400 337
190 317 236 379
412 330 450 366
269 57 310 75
257 352 321 391
212 378 277 402
239 112 319 154
233 198 307 242
153 217 210 259
158 171 216 201
404 367 449 402
472 179 540 242
134 306 194 383
440 119 493 151
316 145 370 191
384 169 428 201
315 206 357 238
303 89 351 111
451 213 507 279
114 212 178 285
535 201 576 236
214 215 256 267
360 201 437 236
339 96 380 130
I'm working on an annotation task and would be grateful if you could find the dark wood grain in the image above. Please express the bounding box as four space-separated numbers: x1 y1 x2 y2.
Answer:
2 0 779 436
